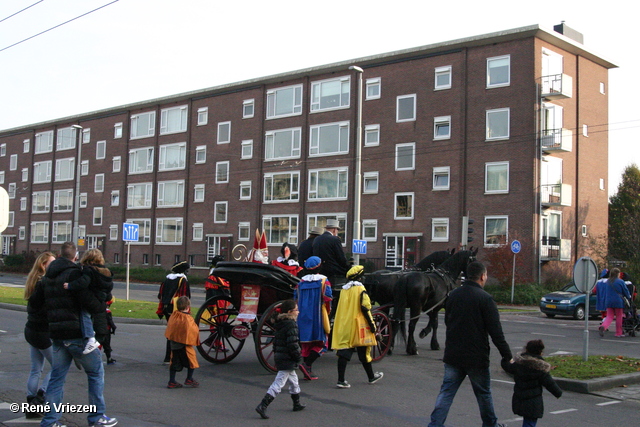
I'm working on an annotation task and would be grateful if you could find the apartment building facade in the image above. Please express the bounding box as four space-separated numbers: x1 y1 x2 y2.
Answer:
0 24 616 282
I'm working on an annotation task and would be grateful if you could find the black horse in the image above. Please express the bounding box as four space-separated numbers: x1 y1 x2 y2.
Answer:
392 248 478 355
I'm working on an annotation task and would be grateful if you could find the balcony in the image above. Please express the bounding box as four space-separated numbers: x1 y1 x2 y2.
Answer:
541 128 573 153
541 74 573 99
541 238 571 261
541 183 572 207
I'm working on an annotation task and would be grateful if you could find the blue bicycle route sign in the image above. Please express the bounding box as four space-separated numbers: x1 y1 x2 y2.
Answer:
511 240 521 254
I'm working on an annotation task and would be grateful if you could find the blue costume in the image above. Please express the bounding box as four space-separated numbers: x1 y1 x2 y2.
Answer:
295 274 332 343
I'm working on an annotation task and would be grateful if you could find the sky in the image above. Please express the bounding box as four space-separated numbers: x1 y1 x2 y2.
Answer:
0 0 638 196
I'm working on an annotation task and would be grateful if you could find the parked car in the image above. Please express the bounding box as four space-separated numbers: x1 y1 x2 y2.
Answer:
539 282 598 320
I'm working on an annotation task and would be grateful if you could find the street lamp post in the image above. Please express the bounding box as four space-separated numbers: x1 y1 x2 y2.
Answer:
71 125 83 248
349 65 364 265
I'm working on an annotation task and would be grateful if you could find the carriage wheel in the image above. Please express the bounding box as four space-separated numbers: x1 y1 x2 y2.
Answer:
255 301 283 373
371 310 392 362
195 296 247 364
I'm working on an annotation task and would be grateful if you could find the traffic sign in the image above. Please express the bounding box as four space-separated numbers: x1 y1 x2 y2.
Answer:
510 240 521 254
573 256 598 293
352 239 367 255
123 223 139 242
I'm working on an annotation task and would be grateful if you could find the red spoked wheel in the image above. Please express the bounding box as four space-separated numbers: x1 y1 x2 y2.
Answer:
195 296 248 363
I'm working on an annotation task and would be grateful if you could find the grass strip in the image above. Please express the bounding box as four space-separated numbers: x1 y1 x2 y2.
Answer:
547 354 640 380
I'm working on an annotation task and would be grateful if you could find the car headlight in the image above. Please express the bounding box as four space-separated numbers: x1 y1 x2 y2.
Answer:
541 297 547 302
560 299 571 304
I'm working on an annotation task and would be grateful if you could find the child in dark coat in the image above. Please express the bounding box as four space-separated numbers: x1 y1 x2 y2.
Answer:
255 299 306 419
501 339 563 427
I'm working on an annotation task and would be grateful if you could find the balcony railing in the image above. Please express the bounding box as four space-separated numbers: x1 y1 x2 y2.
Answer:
541 74 573 99
541 128 573 152
541 238 571 261
541 183 572 207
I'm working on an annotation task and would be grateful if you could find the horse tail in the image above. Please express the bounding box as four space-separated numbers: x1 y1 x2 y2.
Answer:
392 274 408 346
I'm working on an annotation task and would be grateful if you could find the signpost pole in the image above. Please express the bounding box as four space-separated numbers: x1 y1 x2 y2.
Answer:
126 241 130 301
573 256 597 362
511 253 516 303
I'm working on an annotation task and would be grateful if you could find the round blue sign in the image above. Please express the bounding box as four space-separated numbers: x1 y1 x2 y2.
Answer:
511 240 521 254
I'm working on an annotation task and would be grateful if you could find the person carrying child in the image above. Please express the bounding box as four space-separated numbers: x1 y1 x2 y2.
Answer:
501 339 563 427
164 296 200 388
255 299 306 419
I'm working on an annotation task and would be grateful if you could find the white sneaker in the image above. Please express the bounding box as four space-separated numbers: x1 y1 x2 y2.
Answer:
83 338 101 354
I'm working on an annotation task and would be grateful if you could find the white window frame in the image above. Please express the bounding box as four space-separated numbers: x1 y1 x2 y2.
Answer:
266 84 303 119
158 142 186 171
93 207 103 226
193 223 204 241
7 183 15 199
96 140 106 160
56 127 77 151
365 77 381 100
309 121 350 157
111 190 120 206
195 145 206 164
239 181 251 200
485 215 508 247
32 191 50 213
52 221 72 243
53 189 73 212
94 174 104 192
0 143 5 156
307 214 346 245
395 143 415 171
238 222 250 241
486 108 510 140
9 154 17 171
197 107 208 126
114 122 123 139
215 161 229 184
35 131 54 154
156 217 184 244
362 219 378 242
32 162 50 185
214 201 228 223
125 218 151 244
23 138 30 153
308 167 348 201
112 156 121 173
394 192 414 220
21 168 28 182
364 124 380 147
262 215 299 245
82 129 91 144
157 180 185 208
20 197 27 211
363 171 379 194
487 55 511 88
263 171 300 203
432 166 450 191
130 111 156 139
431 218 450 242
109 225 119 241
434 116 451 140
55 158 75 182
127 183 153 209
310 76 350 112
243 99 255 118
485 161 509 194
265 128 301 161
79 193 87 208
0 171 4 184
241 140 253 159
19 226 25 240
434 66 452 90
217 121 231 144
160 105 188 135
194 184 205 203
129 147 154 174
30 222 49 243
396 94 416 122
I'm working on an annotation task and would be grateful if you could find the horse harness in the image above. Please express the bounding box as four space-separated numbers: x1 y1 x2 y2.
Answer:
408 268 457 321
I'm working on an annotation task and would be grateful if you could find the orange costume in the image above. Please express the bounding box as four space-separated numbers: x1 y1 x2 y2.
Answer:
165 310 200 369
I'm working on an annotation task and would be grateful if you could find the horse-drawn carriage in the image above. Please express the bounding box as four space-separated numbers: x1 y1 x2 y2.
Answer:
195 261 393 372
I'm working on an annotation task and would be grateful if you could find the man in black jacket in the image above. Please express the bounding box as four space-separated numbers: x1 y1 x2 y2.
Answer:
312 219 350 314
34 242 117 427
428 261 511 427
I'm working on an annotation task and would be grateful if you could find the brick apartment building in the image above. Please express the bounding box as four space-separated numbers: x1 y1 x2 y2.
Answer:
0 24 616 282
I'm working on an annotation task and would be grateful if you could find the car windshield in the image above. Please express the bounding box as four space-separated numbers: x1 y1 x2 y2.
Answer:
562 283 580 293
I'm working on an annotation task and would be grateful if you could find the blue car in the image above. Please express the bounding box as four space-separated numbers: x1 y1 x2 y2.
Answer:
539 283 598 320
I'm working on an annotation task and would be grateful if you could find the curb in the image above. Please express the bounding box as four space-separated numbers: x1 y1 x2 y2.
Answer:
0 302 161 325
554 371 640 394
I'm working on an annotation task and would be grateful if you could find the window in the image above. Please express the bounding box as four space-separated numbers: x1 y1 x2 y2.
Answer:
394 192 414 219
52 221 72 243
30 222 49 243
195 146 206 164
93 207 103 226
214 201 228 223
363 219 378 241
432 218 449 242
9 154 17 171
111 190 120 206
486 108 510 140
130 111 156 139
156 218 183 244
159 143 186 171
129 147 154 174
82 129 90 144
434 116 451 140
160 105 188 135
96 140 106 159
197 107 208 126
485 216 508 246
239 181 251 200
600 82 606 95
56 127 77 151
311 77 350 111
395 143 415 171
243 99 254 118
7 183 15 198
487 55 510 88
582 224 588 237
241 140 253 159
112 156 121 172
23 139 30 153
363 172 379 194
157 180 185 207
35 131 53 154
262 215 298 245
215 161 229 183
396 94 416 122
94 174 104 192
310 122 349 156
21 168 28 182
0 171 4 184
20 197 27 211
0 143 5 156
217 121 231 144
19 226 25 240
53 189 73 212
364 124 380 147
265 128 301 161
599 178 605 191
110 225 119 241
81 160 89 176
433 166 450 190
193 223 204 241
309 168 348 200
114 122 123 139
7 211 14 228
155 254 161 265
266 84 302 119
485 162 509 193
583 124 588 137
366 78 381 100
142 254 149 264
32 191 50 213
126 218 151 244
434 66 452 90
55 158 75 181
127 183 153 209
79 193 87 208
307 214 346 243
238 222 250 241
264 171 300 202
194 184 205 202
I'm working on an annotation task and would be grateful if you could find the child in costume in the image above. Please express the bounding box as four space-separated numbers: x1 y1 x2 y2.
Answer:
255 299 306 419
165 296 200 388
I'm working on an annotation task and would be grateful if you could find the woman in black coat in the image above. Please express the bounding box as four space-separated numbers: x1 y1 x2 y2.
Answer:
501 339 562 427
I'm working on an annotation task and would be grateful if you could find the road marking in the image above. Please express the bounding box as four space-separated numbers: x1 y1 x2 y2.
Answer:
602 339 640 344
531 332 565 337
492 379 514 385
597 401 621 406
550 408 578 414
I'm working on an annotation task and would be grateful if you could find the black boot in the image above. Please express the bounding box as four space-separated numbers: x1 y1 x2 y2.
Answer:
25 395 43 419
255 393 274 419
291 393 306 412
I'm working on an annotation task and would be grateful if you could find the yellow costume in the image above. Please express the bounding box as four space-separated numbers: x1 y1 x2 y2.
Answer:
331 281 377 361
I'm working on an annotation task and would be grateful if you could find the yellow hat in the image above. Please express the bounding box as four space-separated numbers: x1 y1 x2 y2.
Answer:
347 265 364 280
